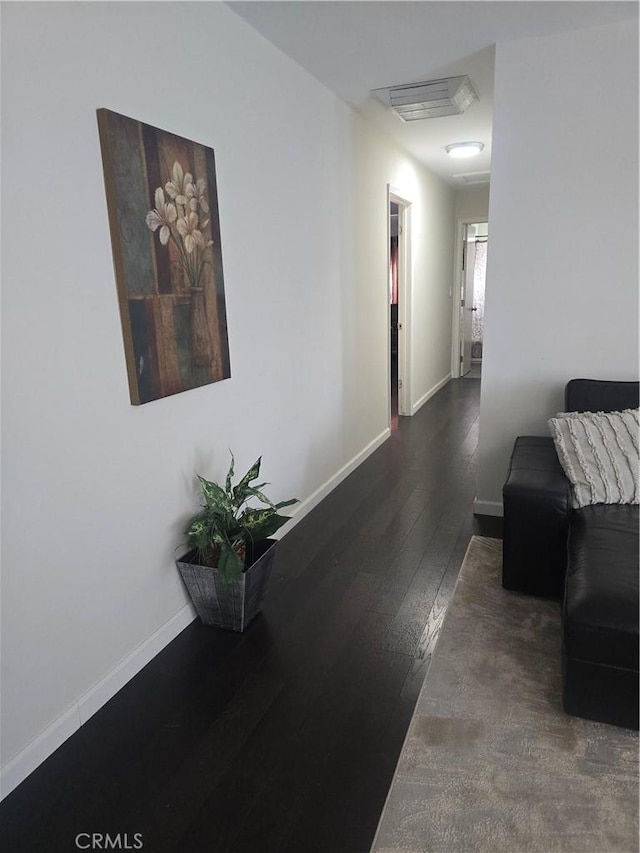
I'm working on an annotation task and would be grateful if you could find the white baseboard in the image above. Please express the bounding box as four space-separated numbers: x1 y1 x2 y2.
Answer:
473 498 504 517
0 603 196 801
411 373 451 415
0 429 392 801
277 427 391 537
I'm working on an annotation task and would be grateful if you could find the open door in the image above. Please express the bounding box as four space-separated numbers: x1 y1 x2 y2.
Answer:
455 221 488 378
460 224 477 376
390 201 400 427
388 186 412 425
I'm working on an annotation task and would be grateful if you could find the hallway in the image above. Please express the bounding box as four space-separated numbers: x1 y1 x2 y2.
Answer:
0 377 500 853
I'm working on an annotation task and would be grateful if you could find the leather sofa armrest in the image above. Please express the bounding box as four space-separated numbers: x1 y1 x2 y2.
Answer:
502 436 572 598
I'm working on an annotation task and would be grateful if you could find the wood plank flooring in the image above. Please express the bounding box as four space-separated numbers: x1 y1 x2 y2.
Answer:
0 376 501 853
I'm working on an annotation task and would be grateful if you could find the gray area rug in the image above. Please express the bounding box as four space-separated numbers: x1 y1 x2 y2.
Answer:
371 536 639 853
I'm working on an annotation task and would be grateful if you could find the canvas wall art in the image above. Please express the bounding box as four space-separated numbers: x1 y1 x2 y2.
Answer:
97 109 231 404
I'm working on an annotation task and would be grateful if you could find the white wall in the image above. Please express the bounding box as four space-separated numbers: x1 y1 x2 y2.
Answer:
0 1 454 793
454 185 490 222
476 20 639 513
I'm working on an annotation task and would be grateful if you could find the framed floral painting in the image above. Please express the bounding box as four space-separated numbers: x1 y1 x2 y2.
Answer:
97 109 231 404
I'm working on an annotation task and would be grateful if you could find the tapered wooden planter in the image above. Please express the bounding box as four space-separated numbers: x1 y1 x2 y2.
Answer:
177 539 277 632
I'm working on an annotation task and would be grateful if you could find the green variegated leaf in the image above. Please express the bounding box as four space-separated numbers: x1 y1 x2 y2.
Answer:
241 509 291 541
244 485 277 508
225 452 235 495
233 457 262 502
241 508 273 529
185 518 205 536
198 475 231 513
274 497 298 510
185 511 210 537
218 543 244 583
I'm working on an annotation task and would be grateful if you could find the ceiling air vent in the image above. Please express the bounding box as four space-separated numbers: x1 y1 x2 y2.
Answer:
372 76 478 121
454 171 491 185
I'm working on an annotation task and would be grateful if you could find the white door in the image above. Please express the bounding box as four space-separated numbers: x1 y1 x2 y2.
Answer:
460 226 476 376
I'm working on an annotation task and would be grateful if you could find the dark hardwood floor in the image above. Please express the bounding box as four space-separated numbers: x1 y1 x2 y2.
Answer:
0 376 501 853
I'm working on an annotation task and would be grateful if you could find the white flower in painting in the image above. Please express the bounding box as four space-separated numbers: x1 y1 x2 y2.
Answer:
176 211 204 254
165 161 193 208
187 177 210 215
145 161 214 287
145 188 177 245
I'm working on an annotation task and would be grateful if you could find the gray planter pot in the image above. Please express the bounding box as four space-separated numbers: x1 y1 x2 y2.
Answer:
176 539 278 632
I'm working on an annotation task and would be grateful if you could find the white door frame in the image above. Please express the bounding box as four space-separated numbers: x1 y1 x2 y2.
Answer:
388 185 412 421
451 217 488 378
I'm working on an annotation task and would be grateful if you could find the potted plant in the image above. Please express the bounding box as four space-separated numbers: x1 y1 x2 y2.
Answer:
176 454 297 631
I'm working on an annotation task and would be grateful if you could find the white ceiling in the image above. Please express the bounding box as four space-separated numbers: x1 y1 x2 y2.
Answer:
228 1 638 186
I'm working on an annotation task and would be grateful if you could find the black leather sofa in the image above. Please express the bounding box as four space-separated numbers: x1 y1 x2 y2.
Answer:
502 379 639 729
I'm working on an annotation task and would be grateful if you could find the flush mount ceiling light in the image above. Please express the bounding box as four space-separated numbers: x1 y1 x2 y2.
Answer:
372 75 478 121
446 142 484 159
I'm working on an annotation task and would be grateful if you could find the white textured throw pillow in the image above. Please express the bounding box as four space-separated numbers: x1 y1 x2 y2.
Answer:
548 408 639 508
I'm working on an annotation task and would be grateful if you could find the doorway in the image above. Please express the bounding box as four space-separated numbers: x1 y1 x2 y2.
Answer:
453 220 488 378
390 201 400 427
388 187 411 427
